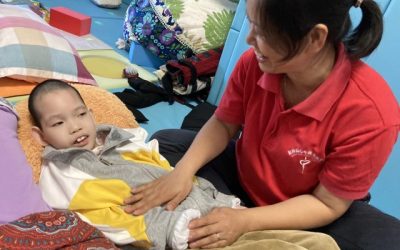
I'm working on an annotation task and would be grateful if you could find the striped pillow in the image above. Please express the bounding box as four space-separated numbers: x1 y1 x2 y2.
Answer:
0 5 96 85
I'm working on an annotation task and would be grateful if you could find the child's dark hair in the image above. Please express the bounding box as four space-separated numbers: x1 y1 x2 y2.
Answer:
254 0 383 60
28 79 85 128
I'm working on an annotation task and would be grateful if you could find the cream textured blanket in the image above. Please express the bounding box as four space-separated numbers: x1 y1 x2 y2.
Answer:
199 230 339 250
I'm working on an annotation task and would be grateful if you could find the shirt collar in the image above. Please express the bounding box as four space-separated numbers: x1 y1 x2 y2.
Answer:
257 44 352 121
258 74 280 92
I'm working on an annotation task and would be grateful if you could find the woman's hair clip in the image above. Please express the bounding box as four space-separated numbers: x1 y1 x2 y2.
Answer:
354 0 364 8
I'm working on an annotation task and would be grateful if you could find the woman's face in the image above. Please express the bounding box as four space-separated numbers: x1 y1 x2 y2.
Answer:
245 0 311 74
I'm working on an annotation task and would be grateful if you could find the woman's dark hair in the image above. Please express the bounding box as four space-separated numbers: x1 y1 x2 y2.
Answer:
28 79 85 128
254 0 383 60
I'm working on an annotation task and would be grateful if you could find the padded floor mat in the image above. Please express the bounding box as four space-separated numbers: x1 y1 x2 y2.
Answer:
78 49 158 91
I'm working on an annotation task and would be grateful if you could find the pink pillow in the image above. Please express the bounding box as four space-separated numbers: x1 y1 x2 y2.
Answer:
0 100 50 224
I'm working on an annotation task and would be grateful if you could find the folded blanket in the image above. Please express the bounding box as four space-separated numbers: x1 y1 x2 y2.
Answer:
237 230 339 250
200 230 340 250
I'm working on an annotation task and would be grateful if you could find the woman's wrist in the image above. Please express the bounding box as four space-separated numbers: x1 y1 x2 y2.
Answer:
174 160 198 179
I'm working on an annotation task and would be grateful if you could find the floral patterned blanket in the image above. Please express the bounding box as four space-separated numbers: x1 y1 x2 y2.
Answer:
122 0 238 61
0 210 119 249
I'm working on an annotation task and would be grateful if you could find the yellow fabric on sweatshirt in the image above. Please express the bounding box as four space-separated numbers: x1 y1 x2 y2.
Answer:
69 179 149 243
121 149 173 172
121 149 199 184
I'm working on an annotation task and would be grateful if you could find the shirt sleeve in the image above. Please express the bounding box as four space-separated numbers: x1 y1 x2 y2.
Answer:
215 49 254 125
320 122 399 200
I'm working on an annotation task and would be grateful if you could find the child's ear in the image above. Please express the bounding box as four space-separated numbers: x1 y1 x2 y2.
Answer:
31 126 49 147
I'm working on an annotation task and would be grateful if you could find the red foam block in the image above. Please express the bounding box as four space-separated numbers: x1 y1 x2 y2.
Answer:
49 7 91 36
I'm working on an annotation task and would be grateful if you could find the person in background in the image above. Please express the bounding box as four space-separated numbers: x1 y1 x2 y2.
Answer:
0 97 50 225
123 0 400 249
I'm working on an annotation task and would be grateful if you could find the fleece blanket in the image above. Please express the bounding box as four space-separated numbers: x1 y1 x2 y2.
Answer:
206 230 340 250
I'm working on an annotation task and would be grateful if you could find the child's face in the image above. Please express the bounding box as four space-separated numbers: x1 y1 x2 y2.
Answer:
33 89 97 150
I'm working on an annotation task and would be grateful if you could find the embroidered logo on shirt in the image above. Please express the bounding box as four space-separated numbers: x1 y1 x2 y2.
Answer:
299 157 311 173
287 148 324 174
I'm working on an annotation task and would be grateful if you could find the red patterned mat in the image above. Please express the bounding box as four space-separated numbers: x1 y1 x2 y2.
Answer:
0 210 119 249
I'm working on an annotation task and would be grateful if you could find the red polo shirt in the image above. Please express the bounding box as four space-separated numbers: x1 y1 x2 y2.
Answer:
215 45 400 206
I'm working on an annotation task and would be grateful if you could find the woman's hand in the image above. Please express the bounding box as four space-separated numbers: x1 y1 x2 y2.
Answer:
188 207 247 249
123 168 193 215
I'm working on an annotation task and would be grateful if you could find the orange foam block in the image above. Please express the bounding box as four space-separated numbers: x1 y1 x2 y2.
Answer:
49 7 91 36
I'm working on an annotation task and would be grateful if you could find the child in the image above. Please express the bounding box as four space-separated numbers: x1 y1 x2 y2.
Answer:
29 79 240 250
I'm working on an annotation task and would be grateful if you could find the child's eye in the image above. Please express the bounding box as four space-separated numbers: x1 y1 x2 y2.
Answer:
79 112 87 117
52 121 63 127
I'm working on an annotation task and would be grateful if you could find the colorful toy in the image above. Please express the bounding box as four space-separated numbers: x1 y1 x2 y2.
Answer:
29 0 49 22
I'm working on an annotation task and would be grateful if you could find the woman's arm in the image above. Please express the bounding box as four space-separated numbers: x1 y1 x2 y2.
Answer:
242 184 352 231
124 115 241 215
176 115 240 178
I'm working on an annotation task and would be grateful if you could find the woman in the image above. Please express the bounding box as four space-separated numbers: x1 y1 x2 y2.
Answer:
124 0 400 249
